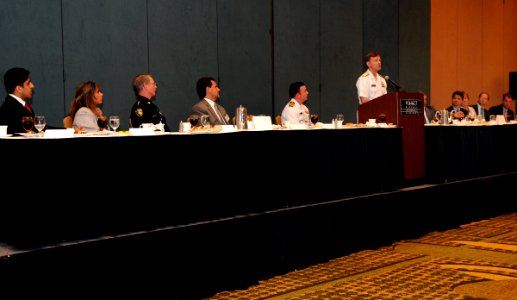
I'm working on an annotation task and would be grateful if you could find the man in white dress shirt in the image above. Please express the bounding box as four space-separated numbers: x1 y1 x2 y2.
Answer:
281 81 310 125
356 51 387 105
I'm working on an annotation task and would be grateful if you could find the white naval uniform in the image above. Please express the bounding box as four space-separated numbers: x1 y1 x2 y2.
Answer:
281 98 309 125
356 69 387 104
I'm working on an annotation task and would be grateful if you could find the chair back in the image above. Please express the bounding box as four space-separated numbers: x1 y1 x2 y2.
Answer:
275 115 282 125
63 115 73 128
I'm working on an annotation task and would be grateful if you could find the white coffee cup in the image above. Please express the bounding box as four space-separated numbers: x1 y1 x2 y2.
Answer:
0 125 7 136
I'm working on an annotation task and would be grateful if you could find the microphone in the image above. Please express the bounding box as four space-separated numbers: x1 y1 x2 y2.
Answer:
384 75 401 91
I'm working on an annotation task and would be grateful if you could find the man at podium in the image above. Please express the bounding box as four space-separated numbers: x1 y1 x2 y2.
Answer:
356 51 387 105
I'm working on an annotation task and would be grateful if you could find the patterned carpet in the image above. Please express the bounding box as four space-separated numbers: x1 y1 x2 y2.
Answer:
210 213 517 299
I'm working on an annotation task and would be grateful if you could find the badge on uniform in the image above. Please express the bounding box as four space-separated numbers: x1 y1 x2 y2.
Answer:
371 84 376 87
289 102 295 107
136 108 143 117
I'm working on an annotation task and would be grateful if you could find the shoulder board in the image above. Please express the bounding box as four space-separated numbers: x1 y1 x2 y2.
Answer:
288 101 295 107
362 72 369 77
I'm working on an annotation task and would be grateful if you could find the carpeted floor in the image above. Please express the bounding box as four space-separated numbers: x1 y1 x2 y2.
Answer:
209 213 517 299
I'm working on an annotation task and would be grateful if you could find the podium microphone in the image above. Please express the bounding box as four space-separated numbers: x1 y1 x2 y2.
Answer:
384 75 401 91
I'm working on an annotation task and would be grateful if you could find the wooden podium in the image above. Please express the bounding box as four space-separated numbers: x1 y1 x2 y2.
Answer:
358 92 425 180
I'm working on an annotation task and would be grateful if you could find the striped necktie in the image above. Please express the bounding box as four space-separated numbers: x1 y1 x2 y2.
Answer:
215 105 227 125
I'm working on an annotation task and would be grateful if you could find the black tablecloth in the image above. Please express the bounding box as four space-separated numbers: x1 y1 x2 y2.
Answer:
0 128 404 245
425 124 517 182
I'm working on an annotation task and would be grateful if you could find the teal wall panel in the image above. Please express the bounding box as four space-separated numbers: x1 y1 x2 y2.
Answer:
218 0 272 118
0 0 431 129
363 0 399 92
149 0 218 127
273 0 320 119
0 1 64 127
399 0 430 99
62 0 148 130
321 0 363 123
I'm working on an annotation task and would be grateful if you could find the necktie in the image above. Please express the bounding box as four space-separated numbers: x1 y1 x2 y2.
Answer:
24 103 32 113
215 105 227 125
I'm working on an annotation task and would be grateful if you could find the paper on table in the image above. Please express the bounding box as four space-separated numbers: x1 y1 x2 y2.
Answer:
252 116 273 130
45 129 74 138
129 128 155 136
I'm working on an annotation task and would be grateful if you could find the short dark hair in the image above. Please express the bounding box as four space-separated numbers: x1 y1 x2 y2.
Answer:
452 90 464 99
503 92 513 101
4 67 30 94
289 82 306 99
364 51 381 66
196 77 216 99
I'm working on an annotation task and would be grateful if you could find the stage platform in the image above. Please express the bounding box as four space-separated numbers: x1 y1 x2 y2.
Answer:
1 173 515 298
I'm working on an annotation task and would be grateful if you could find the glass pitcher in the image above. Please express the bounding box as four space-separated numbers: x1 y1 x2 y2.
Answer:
235 105 248 130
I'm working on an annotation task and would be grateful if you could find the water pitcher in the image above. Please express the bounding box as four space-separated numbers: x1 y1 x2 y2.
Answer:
235 105 248 129
434 109 450 125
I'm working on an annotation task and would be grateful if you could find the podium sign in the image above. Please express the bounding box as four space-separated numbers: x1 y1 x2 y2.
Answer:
358 92 425 180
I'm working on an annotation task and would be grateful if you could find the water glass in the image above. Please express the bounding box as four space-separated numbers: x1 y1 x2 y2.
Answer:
200 114 210 128
335 114 344 128
34 115 46 134
109 116 120 132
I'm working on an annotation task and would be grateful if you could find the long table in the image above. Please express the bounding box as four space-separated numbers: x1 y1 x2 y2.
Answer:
425 123 517 182
0 128 404 247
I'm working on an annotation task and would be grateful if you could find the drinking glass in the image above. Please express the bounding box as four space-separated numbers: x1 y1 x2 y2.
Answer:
34 115 46 136
109 116 120 132
21 116 34 134
188 115 199 128
200 114 210 128
504 112 512 123
97 115 108 131
335 114 344 128
310 114 319 127
467 112 476 123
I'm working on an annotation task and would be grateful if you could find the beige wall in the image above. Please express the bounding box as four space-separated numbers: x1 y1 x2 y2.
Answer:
431 0 517 111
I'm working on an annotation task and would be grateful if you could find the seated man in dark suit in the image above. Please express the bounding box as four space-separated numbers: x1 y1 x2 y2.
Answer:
420 91 436 123
0 67 36 134
489 92 514 121
446 90 469 120
471 92 490 121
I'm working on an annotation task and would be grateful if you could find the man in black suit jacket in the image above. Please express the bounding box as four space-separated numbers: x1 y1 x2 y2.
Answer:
471 92 490 121
489 92 515 121
446 90 469 120
421 91 437 123
0 67 35 134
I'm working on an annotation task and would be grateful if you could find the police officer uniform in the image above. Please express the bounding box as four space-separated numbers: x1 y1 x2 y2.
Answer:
356 69 387 104
281 98 309 125
129 95 170 131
